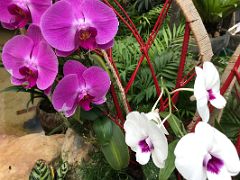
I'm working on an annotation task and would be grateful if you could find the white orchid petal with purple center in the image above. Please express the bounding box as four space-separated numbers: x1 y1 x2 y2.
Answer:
194 62 226 122
174 122 240 180
124 111 168 168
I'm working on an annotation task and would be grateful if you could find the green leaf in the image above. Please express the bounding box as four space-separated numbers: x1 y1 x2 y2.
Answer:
100 121 130 170
0 86 26 93
93 116 113 145
160 112 187 138
142 160 159 180
159 140 178 180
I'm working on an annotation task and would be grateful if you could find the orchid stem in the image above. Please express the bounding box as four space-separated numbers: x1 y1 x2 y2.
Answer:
170 88 194 95
152 88 164 111
101 50 129 114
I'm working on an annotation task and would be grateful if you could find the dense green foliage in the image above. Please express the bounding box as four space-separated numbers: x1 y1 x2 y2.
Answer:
193 0 240 23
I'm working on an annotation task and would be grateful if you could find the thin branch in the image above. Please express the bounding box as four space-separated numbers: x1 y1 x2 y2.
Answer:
101 50 129 114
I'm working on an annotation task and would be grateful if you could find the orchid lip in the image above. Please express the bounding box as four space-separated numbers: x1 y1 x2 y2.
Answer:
19 66 38 88
203 154 224 174
138 137 154 153
207 89 216 100
8 4 31 28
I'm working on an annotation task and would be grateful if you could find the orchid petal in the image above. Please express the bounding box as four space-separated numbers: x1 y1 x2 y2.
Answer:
40 1 77 52
83 66 111 98
2 35 33 78
207 166 231 180
64 0 84 18
11 76 24 86
209 93 226 109
36 41 58 90
124 111 148 151
52 74 79 114
196 97 209 122
194 67 207 100
203 62 220 91
148 120 168 168
211 128 240 175
65 103 78 117
63 60 87 79
26 24 44 45
194 122 215 148
92 97 106 105
27 0 52 24
55 49 76 57
1 22 15 30
144 112 169 135
82 0 118 44
97 40 114 49
136 148 151 165
174 133 207 180
0 0 12 23
196 122 240 176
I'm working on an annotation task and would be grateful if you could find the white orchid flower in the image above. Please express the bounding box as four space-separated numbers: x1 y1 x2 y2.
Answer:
174 122 240 180
194 62 226 122
124 111 168 168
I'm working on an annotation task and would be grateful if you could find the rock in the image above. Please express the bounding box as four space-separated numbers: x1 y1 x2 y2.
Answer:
61 129 92 165
0 133 64 180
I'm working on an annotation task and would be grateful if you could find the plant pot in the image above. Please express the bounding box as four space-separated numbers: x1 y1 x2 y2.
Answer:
36 99 66 135
227 34 240 52
210 32 231 55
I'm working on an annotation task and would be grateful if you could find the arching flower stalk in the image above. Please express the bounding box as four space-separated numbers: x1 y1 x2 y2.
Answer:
40 0 119 56
194 62 226 122
2 24 58 90
124 111 168 168
174 122 240 180
52 60 111 117
0 0 51 29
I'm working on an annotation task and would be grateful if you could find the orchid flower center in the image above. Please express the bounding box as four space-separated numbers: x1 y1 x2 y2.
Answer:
8 4 31 27
77 90 94 110
19 66 38 88
79 30 91 40
138 137 154 153
207 89 216 100
203 153 224 174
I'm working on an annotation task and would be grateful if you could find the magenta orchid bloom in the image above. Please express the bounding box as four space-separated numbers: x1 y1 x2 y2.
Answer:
52 60 111 117
0 0 51 30
2 24 58 90
40 0 119 56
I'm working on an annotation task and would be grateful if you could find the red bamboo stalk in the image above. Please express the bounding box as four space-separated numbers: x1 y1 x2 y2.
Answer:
110 85 125 123
146 0 172 48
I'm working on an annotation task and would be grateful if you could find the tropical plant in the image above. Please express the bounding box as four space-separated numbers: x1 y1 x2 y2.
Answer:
193 0 240 24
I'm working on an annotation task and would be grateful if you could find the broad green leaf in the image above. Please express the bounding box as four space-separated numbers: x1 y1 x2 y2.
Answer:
159 140 178 180
101 121 130 170
160 112 187 138
93 116 113 145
